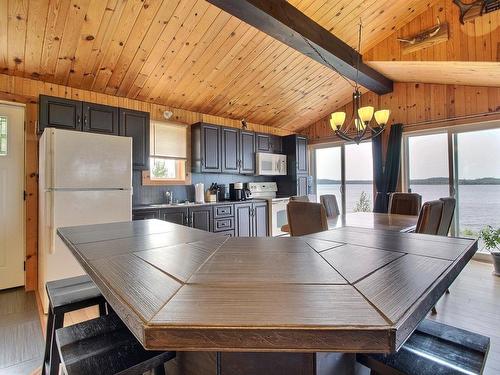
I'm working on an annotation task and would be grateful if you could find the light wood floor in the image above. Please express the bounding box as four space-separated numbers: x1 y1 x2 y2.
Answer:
31 260 500 375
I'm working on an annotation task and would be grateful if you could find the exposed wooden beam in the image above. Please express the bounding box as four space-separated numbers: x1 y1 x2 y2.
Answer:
206 0 393 94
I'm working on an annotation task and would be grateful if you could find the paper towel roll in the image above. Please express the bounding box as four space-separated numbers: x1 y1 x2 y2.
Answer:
195 183 205 204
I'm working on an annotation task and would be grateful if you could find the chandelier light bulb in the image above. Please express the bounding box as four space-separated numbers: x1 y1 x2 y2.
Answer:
358 106 374 124
330 112 346 130
374 109 390 126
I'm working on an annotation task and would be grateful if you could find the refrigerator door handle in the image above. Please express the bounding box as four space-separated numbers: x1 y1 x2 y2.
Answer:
46 191 56 254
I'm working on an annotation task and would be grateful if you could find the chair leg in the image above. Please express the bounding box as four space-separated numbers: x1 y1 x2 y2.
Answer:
42 305 55 375
431 306 437 315
446 289 450 294
98 301 107 316
152 364 166 375
49 312 65 375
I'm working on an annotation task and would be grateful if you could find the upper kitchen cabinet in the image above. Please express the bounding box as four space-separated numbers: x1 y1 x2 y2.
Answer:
240 130 255 174
39 95 82 133
221 127 239 174
282 134 308 176
119 108 150 170
192 123 221 173
256 133 282 154
83 102 119 135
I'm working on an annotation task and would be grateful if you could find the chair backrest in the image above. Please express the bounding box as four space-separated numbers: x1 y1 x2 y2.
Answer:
415 200 444 235
289 195 310 202
437 197 456 236
320 194 340 218
388 192 422 216
287 201 328 236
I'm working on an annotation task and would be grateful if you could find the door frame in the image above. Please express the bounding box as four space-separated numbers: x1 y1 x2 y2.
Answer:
0 100 26 288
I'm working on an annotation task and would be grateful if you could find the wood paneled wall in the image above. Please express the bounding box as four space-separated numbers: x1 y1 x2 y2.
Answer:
0 73 290 291
301 82 500 146
364 0 499 62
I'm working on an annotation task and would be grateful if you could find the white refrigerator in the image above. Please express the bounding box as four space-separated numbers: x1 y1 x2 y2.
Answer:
38 128 132 312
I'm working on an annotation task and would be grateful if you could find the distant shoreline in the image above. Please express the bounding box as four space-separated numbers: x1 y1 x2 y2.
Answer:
317 177 500 185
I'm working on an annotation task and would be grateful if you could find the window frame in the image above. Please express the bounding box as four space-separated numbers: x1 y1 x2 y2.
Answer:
142 120 190 186
402 119 500 260
0 115 7 156
311 139 374 214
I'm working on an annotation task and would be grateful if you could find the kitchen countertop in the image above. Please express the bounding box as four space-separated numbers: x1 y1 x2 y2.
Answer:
58 219 477 353
132 199 268 210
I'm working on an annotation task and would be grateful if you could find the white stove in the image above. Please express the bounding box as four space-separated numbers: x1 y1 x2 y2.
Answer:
248 182 289 237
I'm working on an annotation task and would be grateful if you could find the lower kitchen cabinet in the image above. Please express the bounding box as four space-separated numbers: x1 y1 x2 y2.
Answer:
235 202 268 237
133 201 267 237
160 207 189 226
190 206 213 232
132 209 159 221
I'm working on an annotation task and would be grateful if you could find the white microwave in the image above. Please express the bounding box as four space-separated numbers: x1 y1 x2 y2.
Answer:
256 152 287 176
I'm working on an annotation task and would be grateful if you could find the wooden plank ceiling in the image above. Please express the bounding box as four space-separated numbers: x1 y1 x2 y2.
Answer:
0 0 437 131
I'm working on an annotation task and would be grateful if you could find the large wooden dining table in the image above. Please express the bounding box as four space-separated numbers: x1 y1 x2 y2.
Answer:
58 219 476 375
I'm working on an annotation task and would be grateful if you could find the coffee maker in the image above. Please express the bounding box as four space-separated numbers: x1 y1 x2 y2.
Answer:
229 182 245 201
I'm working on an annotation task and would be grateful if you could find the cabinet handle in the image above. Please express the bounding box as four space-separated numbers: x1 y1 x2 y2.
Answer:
77 115 81 124
201 158 204 166
84 115 88 125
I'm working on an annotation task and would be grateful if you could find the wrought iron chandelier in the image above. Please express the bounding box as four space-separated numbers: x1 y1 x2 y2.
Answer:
329 23 390 144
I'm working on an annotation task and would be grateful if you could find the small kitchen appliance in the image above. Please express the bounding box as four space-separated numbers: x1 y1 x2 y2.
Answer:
229 182 246 201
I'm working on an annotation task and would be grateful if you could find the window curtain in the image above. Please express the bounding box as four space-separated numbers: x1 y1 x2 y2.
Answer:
372 124 403 213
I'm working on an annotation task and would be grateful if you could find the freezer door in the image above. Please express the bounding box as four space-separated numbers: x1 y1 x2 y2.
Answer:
43 128 132 189
38 189 132 312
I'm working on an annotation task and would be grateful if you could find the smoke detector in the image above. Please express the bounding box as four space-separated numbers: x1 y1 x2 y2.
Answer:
163 110 173 120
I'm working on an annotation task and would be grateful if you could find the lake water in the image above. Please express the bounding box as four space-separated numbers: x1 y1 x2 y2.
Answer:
316 184 500 235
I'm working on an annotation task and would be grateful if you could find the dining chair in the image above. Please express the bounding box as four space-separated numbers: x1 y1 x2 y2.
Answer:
286 201 328 236
289 195 310 202
415 200 444 235
388 192 422 216
320 194 340 218
437 197 456 236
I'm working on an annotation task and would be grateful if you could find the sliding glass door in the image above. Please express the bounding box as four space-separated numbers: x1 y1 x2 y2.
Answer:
403 121 500 245
313 141 374 214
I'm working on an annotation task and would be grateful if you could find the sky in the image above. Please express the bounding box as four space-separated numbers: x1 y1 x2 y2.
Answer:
316 127 500 181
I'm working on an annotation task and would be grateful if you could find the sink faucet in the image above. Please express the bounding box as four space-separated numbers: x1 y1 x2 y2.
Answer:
165 191 173 204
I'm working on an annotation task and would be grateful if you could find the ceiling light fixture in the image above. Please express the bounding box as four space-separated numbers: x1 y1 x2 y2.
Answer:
329 22 390 144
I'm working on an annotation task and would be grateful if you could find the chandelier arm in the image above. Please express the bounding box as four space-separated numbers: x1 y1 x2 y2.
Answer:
335 130 359 143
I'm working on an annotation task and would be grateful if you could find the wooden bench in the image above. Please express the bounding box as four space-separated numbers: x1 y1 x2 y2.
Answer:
357 319 490 375
43 275 108 375
56 313 175 375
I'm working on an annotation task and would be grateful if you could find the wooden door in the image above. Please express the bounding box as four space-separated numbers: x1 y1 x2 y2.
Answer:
221 127 239 173
39 95 82 133
256 133 271 153
159 207 188 226
235 203 252 237
201 124 221 173
296 136 308 174
252 202 268 237
189 206 212 232
83 102 119 135
119 108 150 170
0 103 25 289
240 131 255 174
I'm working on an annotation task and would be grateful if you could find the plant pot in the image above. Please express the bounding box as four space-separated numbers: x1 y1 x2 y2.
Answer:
492 252 500 276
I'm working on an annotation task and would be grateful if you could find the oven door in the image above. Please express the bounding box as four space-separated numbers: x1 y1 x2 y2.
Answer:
271 199 289 236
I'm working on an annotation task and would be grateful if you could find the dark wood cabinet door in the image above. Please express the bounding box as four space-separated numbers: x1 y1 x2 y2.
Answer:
256 133 271 153
159 208 188 226
221 127 239 173
235 203 252 237
297 175 308 196
83 102 119 135
252 202 268 237
119 108 150 170
201 124 221 173
189 206 212 232
270 135 282 154
239 131 255 174
296 136 308 174
132 209 159 221
39 95 82 133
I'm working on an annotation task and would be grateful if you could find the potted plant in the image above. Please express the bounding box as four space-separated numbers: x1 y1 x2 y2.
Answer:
479 225 500 276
